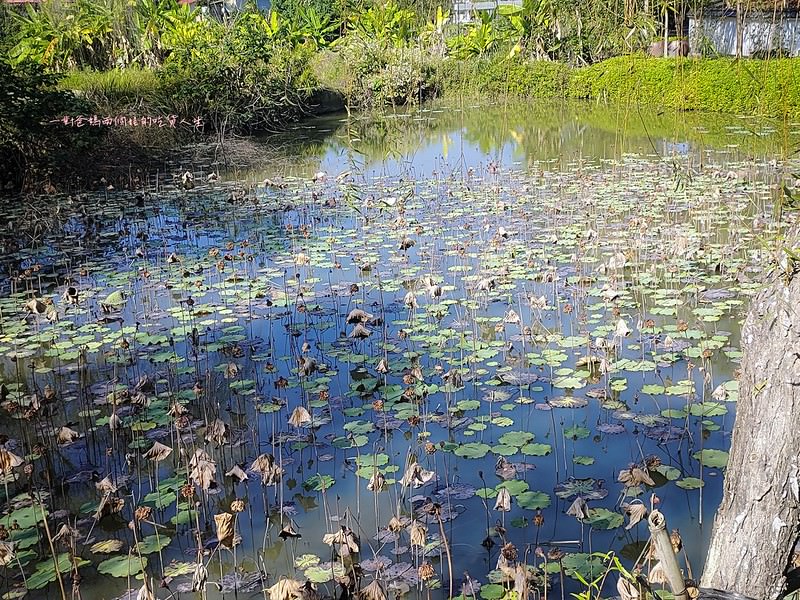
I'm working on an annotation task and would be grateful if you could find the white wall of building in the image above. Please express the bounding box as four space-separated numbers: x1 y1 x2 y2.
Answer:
688 13 800 57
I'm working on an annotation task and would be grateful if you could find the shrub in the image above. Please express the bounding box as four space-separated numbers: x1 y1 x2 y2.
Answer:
437 53 570 98
271 0 346 27
157 42 317 133
568 56 800 118
315 37 440 108
0 61 94 190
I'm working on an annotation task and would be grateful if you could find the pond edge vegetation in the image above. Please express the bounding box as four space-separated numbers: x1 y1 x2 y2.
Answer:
2 0 800 192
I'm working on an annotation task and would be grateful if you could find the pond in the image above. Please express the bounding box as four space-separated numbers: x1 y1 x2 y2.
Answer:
0 99 796 600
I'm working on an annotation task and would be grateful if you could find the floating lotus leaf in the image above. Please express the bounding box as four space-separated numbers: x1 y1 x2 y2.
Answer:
560 553 606 581
516 491 551 510
554 478 608 500
303 474 335 491
688 402 728 417
563 426 590 440
28 553 89 589
495 480 529 496
135 534 171 555
692 449 729 469
454 442 490 459
476 487 498 499
675 477 705 490
3 504 48 530
90 539 124 554
434 483 476 502
548 396 588 408
520 443 552 456
497 431 534 447
479 584 506 600
8 527 39 550
98 555 148 578
294 554 320 569
597 423 625 434
304 562 346 583
142 490 177 510
491 444 518 456
101 290 127 311
163 561 197 577
584 508 624 530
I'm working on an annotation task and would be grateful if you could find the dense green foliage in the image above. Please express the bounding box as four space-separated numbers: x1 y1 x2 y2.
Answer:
433 54 800 119
2 0 799 191
569 56 800 117
0 6 95 190
439 55 570 97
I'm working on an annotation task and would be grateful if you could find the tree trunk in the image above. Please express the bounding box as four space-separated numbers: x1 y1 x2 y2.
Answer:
735 0 744 57
701 238 800 599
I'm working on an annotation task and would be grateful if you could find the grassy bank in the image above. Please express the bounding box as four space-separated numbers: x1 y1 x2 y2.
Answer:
569 56 800 118
63 54 800 123
4 0 800 193
431 55 800 119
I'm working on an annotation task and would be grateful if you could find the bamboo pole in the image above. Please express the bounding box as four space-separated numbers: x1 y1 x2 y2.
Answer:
648 510 688 600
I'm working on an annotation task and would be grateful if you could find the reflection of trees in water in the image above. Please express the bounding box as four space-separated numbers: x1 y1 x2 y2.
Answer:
322 99 793 169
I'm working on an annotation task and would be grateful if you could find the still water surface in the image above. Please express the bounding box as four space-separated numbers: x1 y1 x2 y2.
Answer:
0 99 796 600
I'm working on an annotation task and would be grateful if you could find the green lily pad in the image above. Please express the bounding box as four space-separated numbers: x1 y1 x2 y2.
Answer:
480 584 507 600
135 534 171 555
517 490 551 510
585 508 623 530
303 474 335 491
305 562 346 583
498 431 535 446
27 553 89 589
496 480 529 496
454 442 491 459
520 443 552 456
676 477 705 490
561 553 606 581
692 449 729 469
98 554 148 578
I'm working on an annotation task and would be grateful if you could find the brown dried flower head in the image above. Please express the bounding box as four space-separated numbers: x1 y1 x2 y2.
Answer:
134 506 152 522
418 563 435 581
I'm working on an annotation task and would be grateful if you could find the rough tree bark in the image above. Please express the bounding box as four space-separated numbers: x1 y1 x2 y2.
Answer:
701 234 800 599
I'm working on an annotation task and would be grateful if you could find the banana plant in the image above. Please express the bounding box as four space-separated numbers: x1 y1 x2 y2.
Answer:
9 0 114 70
498 0 560 59
446 11 500 58
160 3 221 67
133 0 182 66
348 0 416 46
292 6 340 49
420 4 449 52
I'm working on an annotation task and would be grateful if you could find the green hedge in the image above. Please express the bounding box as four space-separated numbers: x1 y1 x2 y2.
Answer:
439 55 571 98
435 54 800 119
569 56 800 117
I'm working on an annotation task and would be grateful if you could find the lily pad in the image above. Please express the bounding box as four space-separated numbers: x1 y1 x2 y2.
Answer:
516 491 551 510
98 555 148 578
692 449 729 469
454 442 491 459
